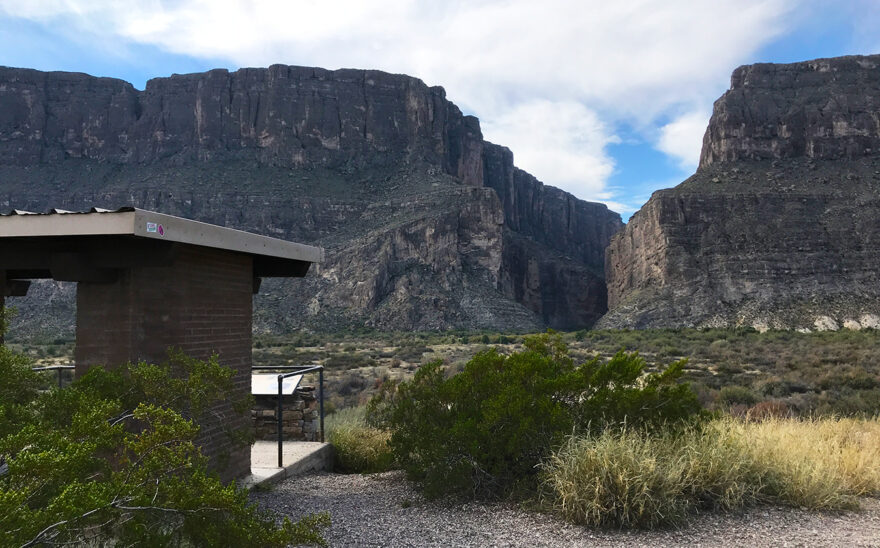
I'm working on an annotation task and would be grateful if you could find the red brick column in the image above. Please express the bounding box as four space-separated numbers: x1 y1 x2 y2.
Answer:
75 245 253 480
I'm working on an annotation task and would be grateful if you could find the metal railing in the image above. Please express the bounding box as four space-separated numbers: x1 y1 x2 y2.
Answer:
31 364 75 388
251 365 324 468
27 363 325 469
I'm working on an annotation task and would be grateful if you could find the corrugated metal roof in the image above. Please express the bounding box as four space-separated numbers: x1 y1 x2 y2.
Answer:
1 206 135 216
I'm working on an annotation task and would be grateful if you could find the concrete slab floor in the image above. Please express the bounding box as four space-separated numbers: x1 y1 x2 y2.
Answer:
241 441 333 490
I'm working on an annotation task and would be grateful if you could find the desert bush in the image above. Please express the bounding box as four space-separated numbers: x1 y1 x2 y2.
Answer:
816 389 880 416
0 321 41 438
394 344 430 362
715 362 744 377
689 382 719 408
718 385 760 407
324 352 377 369
543 416 880 528
818 369 880 391
757 377 809 397
325 407 393 474
0 326 328 546
373 332 704 499
747 400 790 419
335 372 369 397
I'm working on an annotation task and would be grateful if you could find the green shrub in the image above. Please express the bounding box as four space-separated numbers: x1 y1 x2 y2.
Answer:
718 385 760 407
326 407 393 473
0 318 41 438
0 319 328 547
373 332 704 499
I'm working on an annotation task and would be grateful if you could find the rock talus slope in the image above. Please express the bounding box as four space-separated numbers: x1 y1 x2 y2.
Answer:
600 55 880 330
0 65 622 335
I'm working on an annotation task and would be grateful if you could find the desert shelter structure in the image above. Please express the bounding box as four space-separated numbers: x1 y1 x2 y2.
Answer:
0 207 323 480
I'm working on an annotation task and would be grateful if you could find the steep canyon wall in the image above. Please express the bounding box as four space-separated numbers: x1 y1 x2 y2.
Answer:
601 55 880 330
0 65 622 335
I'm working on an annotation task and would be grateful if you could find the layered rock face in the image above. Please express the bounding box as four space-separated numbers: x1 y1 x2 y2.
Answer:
600 55 880 330
483 143 622 328
0 65 621 335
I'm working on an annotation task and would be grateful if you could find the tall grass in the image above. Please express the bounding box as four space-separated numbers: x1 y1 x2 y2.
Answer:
325 406 394 473
543 416 880 528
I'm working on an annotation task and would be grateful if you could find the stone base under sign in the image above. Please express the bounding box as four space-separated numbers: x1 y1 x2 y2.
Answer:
252 387 320 442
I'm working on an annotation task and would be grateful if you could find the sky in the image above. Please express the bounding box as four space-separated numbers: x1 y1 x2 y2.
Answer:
0 1 878 216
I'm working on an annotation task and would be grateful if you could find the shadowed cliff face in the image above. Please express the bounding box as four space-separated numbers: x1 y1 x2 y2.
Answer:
482 143 622 328
0 65 622 336
601 55 880 331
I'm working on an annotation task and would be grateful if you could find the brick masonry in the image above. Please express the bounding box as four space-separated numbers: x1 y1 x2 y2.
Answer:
75 244 253 481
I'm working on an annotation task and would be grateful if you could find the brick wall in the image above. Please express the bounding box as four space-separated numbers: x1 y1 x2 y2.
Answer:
75 244 253 481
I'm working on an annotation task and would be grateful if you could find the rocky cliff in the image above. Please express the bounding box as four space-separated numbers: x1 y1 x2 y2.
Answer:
600 54 880 331
0 65 622 336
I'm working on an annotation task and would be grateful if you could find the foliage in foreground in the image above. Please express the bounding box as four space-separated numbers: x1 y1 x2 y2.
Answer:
0 323 328 547
325 407 393 474
543 416 880 528
370 332 704 499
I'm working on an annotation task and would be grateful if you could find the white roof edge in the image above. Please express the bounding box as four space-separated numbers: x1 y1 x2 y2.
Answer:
0 208 324 264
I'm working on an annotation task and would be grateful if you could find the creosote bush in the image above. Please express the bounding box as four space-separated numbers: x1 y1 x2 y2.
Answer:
543 416 880 528
371 332 704 499
0 316 328 547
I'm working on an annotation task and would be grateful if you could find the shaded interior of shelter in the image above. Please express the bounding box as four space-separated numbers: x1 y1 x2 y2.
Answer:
0 209 321 481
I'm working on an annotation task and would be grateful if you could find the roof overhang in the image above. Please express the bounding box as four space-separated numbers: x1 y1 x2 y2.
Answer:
0 208 323 281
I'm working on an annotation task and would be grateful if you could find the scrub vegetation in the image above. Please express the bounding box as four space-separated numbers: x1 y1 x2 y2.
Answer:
318 329 880 530
0 310 328 547
252 327 880 419
10 320 880 531
25 327 880 419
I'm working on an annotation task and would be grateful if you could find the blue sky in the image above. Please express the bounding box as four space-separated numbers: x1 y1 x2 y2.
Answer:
1 1 877 217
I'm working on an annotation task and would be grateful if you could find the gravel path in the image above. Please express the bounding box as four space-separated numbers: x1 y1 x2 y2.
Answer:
251 471 880 547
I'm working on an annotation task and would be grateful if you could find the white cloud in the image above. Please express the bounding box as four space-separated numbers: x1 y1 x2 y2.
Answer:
656 110 712 170
0 0 796 210
481 99 619 208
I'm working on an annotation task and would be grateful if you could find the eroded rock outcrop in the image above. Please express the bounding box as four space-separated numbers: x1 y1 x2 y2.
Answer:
600 54 880 330
0 65 621 335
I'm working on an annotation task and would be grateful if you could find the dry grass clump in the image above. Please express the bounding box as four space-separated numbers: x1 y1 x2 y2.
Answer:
737 416 880 503
325 406 394 474
543 416 880 528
